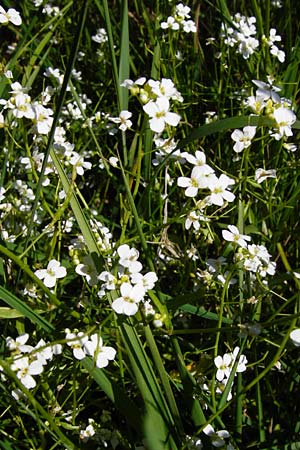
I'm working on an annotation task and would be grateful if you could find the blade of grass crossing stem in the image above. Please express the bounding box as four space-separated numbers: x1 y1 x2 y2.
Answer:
49 149 105 272
144 325 184 435
0 286 54 333
120 322 179 449
171 336 207 427
22 0 89 258
81 357 142 433
119 0 129 110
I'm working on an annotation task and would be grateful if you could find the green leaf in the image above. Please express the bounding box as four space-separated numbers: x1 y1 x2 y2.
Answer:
0 286 54 332
119 0 129 110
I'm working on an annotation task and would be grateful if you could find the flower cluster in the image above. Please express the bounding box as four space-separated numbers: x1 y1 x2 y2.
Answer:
65 330 116 368
221 13 285 62
222 225 276 278
98 244 158 317
121 77 182 134
160 3 196 33
178 150 235 206
262 28 285 62
221 13 259 59
0 81 53 134
245 79 297 141
5 333 62 392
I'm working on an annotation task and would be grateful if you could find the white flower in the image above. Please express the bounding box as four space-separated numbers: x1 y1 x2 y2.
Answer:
6 334 33 354
32 104 54 134
92 27 108 44
175 3 191 20
255 168 277 183
270 45 285 62
182 20 197 33
238 36 259 59
206 174 235 206
290 329 300 347
185 210 201 231
245 95 268 114
222 225 251 248
35 339 54 365
143 97 180 133
112 282 145 316
0 6 22 26
178 166 213 197
117 244 142 273
272 106 296 140
130 271 158 290
252 79 281 103
69 153 92 176
35 259 67 288
283 143 297 152
65 330 88 360
203 424 230 447
231 126 256 153
161 16 180 30
214 353 232 381
80 421 96 442
109 110 132 131
265 28 281 46
148 78 182 101
84 334 116 368
109 156 118 167
182 150 214 174
11 356 43 389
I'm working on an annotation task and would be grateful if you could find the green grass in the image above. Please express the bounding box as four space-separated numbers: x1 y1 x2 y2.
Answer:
0 0 300 449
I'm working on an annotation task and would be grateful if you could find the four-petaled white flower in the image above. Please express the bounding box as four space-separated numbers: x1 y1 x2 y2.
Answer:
272 106 296 140
178 166 213 197
214 353 232 381
84 334 116 368
32 104 54 134
6 334 33 354
65 330 88 360
207 174 235 206
143 97 181 133
117 244 142 273
203 424 230 448
255 168 277 184
231 126 256 153
69 153 92 176
110 110 132 131
112 282 145 316
222 225 251 248
11 356 43 389
35 259 67 288
0 6 22 26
